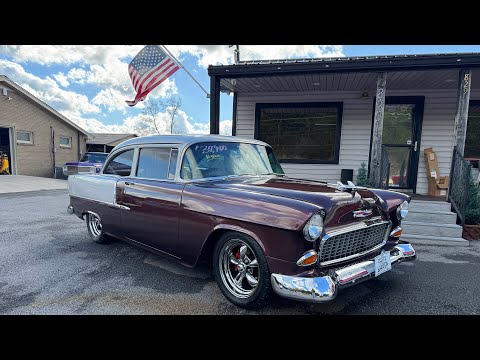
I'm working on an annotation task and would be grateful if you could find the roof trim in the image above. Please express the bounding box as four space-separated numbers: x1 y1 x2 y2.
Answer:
208 52 480 78
0 75 90 137
87 133 138 145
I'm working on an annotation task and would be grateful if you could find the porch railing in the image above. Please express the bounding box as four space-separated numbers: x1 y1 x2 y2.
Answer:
448 146 472 226
379 146 390 189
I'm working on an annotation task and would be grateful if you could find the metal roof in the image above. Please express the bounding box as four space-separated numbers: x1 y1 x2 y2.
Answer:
87 133 137 145
116 134 268 150
0 75 90 137
208 52 480 77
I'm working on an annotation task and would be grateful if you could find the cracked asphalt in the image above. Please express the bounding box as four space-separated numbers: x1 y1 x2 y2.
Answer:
1 189 480 315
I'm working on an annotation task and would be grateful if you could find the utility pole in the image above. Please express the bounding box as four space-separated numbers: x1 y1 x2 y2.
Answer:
229 45 240 64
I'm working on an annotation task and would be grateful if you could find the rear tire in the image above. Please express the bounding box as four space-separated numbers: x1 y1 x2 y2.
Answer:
86 213 109 244
213 231 272 310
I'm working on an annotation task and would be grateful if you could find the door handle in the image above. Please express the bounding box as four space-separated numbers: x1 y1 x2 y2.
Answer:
125 181 135 186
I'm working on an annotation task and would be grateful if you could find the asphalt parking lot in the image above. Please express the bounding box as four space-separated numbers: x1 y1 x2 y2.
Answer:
1 189 480 315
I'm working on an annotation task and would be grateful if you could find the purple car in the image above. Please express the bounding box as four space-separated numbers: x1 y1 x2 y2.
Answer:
63 152 108 176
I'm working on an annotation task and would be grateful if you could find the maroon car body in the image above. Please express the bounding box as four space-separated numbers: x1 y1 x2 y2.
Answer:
67 135 416 308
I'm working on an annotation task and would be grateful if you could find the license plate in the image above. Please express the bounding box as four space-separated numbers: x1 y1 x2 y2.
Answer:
374 251 391 277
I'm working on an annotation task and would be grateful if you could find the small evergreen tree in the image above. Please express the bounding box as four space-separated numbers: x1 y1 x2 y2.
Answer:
465 176 480 225
356 162 370 187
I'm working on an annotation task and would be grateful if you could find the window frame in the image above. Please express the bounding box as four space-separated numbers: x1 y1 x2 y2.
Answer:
254 102 343 164
466 100 480 159
16 130 34 145
102 148 136 177
59 135 72 149
132 145 180 182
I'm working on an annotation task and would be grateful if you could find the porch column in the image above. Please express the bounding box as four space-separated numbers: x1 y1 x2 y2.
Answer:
369 72 387 187
210 75 220 134
454 69 472 155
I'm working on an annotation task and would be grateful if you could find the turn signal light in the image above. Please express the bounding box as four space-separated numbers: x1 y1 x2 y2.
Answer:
296 250 318 267
390 226 403 238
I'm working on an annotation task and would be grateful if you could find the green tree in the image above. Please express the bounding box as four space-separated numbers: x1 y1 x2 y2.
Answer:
465 176 480 225
356 162 370 187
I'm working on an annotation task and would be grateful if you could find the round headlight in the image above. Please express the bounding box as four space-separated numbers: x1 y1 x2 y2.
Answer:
303 213 324 242
396 200 409 220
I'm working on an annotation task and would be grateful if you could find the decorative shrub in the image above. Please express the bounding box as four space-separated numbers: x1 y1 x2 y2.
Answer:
356 162 370 187
465 177 480 225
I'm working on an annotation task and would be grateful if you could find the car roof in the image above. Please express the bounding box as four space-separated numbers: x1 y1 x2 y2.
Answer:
115 134 269 150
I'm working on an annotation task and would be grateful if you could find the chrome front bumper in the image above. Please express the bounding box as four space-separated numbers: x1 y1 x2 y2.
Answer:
271 243 416 303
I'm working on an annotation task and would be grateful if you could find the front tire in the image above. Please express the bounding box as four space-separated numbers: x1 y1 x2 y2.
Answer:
86 213 109 244
213 232 272 310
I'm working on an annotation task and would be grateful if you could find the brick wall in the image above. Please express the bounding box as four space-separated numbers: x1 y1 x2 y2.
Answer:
0 84 87 177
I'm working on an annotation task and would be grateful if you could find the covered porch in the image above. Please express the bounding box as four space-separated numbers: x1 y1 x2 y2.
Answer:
208 54 480 203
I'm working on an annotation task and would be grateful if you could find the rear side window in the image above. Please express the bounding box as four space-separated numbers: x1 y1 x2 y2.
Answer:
136 148 171 180
103 149 134 176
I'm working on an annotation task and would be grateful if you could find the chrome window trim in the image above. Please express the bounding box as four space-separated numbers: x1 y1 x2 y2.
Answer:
318 218 391 267
129 144 181 182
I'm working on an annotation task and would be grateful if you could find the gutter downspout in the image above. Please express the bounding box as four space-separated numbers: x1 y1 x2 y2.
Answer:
50 126 55 178
77 132 81 161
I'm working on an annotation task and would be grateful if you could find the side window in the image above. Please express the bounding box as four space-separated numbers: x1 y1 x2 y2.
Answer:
103 149 134 176
136 148 171 180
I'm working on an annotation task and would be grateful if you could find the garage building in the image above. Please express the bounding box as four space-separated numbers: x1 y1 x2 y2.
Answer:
0 75 90 177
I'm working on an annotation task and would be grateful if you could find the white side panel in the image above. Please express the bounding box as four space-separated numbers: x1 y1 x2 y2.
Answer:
236 88 478 195
68 174 118 204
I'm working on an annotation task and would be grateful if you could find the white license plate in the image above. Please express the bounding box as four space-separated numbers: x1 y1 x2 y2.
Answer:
374 251 391 277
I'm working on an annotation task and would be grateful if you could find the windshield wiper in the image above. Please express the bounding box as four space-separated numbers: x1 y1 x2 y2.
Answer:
261 172 285 176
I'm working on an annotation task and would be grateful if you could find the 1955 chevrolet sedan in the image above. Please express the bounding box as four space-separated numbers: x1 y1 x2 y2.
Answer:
67 135 415 309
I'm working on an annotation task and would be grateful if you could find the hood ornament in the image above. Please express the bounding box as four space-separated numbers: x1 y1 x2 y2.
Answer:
327 181 368 193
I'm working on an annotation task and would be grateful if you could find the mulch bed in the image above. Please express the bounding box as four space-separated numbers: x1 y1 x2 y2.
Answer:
463 225 480 240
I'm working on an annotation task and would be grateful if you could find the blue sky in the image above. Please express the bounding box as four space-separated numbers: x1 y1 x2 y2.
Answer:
1 45 479 135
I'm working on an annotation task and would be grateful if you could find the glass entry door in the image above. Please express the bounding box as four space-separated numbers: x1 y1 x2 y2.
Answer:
378 97 424 192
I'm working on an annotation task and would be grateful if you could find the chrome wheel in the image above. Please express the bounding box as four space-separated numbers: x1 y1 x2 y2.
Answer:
88 213 102 238
219 239 259 299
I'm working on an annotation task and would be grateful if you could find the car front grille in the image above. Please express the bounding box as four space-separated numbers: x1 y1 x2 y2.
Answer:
66 166 91 174
319 221 390 266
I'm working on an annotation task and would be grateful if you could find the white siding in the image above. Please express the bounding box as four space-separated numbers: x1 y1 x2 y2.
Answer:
236 89 480 195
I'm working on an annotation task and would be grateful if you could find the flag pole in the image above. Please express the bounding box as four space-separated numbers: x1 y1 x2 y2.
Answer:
159 45 210 98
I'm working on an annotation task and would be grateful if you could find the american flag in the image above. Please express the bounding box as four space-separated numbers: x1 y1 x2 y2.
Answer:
126 45 180 106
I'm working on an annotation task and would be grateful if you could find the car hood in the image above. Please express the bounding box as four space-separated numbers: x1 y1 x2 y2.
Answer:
209 176 404 226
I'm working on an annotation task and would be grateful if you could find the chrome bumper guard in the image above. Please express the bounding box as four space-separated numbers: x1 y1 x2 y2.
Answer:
271 243 415 303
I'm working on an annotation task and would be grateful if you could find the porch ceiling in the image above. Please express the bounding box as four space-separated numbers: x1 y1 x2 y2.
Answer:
220 69 480 94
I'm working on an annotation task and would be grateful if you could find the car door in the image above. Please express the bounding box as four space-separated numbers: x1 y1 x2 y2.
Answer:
117 146 184 258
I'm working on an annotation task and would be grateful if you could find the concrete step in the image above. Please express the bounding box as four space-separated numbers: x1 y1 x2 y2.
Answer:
407 209 458 224
409 200 451 212
401 234 469 247
402 221 463 238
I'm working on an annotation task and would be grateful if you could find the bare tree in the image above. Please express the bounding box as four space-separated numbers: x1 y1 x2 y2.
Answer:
140 99 162 134
136 96 182 135
160 95 182 134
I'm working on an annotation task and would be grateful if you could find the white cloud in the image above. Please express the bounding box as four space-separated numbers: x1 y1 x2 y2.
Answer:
53 72 69 87
0 59 100 116
168 45 344 68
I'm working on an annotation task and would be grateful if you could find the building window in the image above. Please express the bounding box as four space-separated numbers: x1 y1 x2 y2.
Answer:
59 136 72 148
466 102 480 159
255 102 343 164
16 131 33 145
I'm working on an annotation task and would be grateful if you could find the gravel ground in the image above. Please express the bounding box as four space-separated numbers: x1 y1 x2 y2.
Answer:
1 189 480 315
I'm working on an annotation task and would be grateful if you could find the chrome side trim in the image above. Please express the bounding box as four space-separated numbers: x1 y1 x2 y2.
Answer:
70 195 130 211
271 243 416 303
318 219 391 267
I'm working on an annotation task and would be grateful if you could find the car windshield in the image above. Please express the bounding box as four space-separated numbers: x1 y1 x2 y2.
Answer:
181 142 285 180
81 153 108 163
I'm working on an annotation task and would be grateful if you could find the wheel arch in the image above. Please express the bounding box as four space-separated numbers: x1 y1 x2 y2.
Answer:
197 224 266 268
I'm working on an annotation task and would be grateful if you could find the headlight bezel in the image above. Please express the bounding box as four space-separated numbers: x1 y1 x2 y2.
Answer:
396 200 409 220
303 212 325 242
